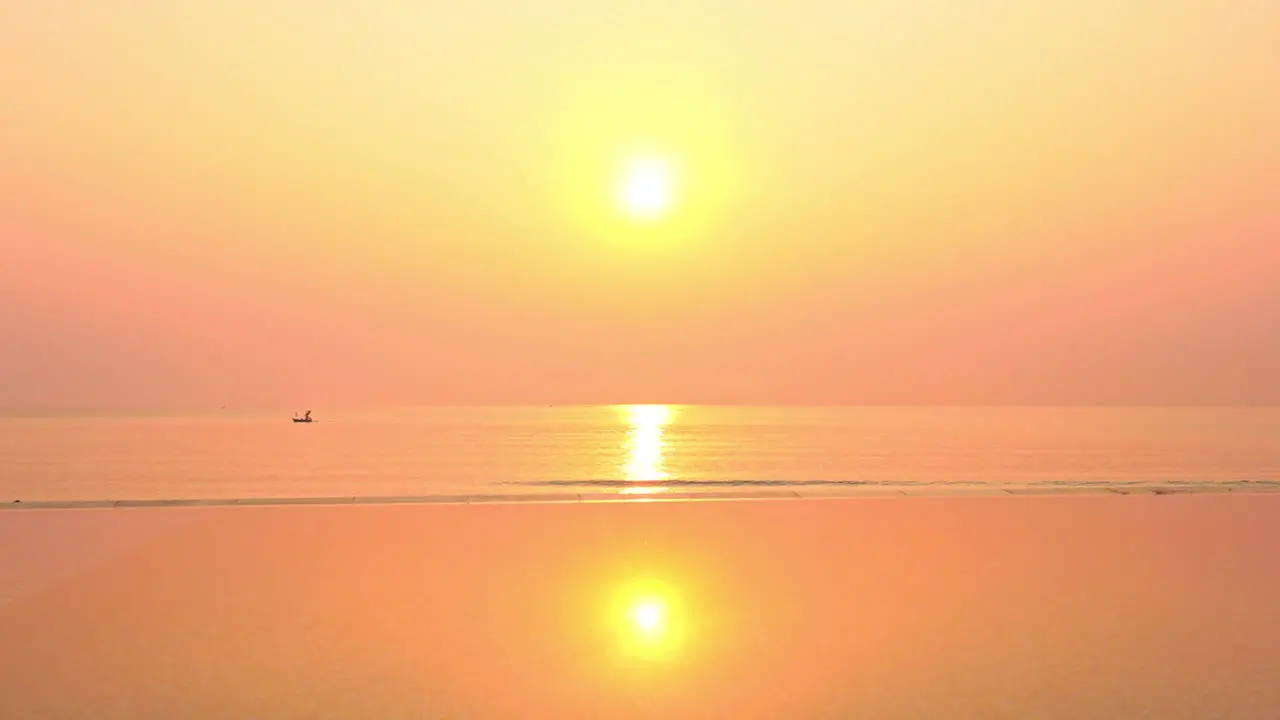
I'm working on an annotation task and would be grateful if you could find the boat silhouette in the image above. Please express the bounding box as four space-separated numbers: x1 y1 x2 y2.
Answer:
292 410 313 423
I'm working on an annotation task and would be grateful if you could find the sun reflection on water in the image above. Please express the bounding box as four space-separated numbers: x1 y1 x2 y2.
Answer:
618 405 677 494
610 578 684 661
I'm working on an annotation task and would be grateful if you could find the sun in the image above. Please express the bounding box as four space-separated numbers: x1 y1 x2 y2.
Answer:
617 156 675 220
630 597 668 635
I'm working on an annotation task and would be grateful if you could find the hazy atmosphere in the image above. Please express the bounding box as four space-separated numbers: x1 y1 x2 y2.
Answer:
4 1 1278 409
4 7 1280 718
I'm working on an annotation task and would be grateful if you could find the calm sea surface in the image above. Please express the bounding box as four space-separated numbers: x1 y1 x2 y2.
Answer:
2 406 1279 502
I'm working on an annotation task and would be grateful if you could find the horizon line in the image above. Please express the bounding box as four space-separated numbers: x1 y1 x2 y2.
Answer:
3 401 1280 415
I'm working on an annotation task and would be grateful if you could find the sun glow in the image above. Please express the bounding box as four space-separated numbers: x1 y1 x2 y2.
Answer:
611 579 683 658
617 156 676 220
548 80 743 250
631 597 668 635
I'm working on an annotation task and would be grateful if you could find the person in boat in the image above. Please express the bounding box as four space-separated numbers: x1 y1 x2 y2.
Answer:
303 410 311 421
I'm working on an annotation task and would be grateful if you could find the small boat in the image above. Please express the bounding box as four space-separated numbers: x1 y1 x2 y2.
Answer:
292 410 313 423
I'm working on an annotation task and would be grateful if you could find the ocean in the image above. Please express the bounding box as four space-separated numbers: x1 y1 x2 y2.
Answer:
2 405 1279 503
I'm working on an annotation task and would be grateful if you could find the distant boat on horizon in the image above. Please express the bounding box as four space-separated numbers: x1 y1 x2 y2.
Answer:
292 410 313 423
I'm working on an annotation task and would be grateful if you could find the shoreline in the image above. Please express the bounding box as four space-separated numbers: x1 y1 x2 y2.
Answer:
5 481 1280 510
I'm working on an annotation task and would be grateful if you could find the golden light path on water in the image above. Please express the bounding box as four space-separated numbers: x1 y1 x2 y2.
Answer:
600 406 687 669
618 405 677 495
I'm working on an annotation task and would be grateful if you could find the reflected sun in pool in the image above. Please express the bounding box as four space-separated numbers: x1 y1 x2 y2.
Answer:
611 578 684 660
617 405 678 494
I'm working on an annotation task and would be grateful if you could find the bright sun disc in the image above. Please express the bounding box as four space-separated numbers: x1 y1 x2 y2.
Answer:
617 157 674 220
631 598 667 634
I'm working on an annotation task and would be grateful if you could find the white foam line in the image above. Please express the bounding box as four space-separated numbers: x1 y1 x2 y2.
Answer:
2 483 1278 510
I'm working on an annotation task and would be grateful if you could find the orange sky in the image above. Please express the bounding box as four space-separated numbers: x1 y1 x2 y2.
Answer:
2 1 1278 408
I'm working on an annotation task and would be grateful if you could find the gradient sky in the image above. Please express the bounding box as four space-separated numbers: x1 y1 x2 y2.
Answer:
2 1 1278 408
